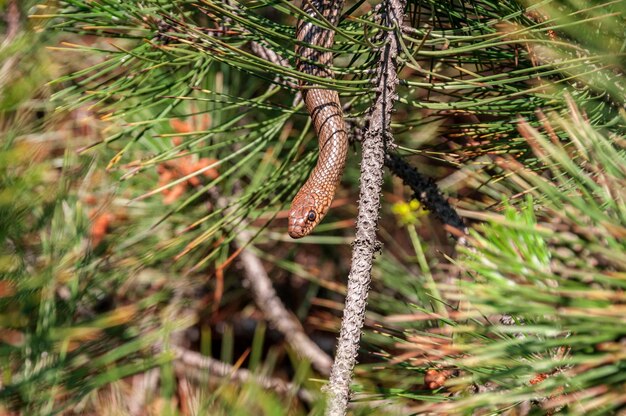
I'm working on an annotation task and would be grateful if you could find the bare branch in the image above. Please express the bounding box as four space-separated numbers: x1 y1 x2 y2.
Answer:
171 345 316 404
324 0 406 414
234 230 333 375
249 41 299 90
249 41 290 70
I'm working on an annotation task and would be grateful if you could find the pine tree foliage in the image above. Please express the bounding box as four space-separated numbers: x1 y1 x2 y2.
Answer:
44 0 624 261
0 0 624 414
367 101 626 414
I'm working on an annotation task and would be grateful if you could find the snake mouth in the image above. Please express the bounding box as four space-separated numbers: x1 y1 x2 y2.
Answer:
288 228 305 239
288 219 307 239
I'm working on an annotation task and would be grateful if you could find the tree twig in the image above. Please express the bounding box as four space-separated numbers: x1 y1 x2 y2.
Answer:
324 0 405 414
171 345 316 404
210 181 332 375
233 229 333 375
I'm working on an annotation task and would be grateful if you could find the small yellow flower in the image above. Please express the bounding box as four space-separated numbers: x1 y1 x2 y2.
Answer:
392 199 428 225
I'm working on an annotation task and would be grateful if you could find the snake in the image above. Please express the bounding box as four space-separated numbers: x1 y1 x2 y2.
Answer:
288 0 348 239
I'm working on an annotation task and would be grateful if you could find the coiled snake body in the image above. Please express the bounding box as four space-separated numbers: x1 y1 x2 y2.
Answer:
288 0 348 239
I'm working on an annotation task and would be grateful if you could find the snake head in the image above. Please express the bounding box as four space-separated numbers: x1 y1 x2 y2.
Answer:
288 195 322 239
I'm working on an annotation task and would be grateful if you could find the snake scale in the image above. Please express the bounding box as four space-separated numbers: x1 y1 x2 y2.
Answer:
288 0 348 239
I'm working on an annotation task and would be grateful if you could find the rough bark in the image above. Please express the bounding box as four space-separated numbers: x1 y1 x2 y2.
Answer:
324 0 406 414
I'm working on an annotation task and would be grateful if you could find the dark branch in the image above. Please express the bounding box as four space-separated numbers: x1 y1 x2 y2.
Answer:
384 152 467 235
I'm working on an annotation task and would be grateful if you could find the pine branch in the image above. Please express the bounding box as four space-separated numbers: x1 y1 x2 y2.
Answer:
324 0 405 414
242 9 466 241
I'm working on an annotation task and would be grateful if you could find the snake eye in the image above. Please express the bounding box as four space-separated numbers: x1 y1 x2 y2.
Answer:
307 210 316 222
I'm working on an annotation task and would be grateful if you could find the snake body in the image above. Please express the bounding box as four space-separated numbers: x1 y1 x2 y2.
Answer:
288 0 348 239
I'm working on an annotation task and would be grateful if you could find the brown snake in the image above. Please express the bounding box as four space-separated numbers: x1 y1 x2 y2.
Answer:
288 0 348 238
